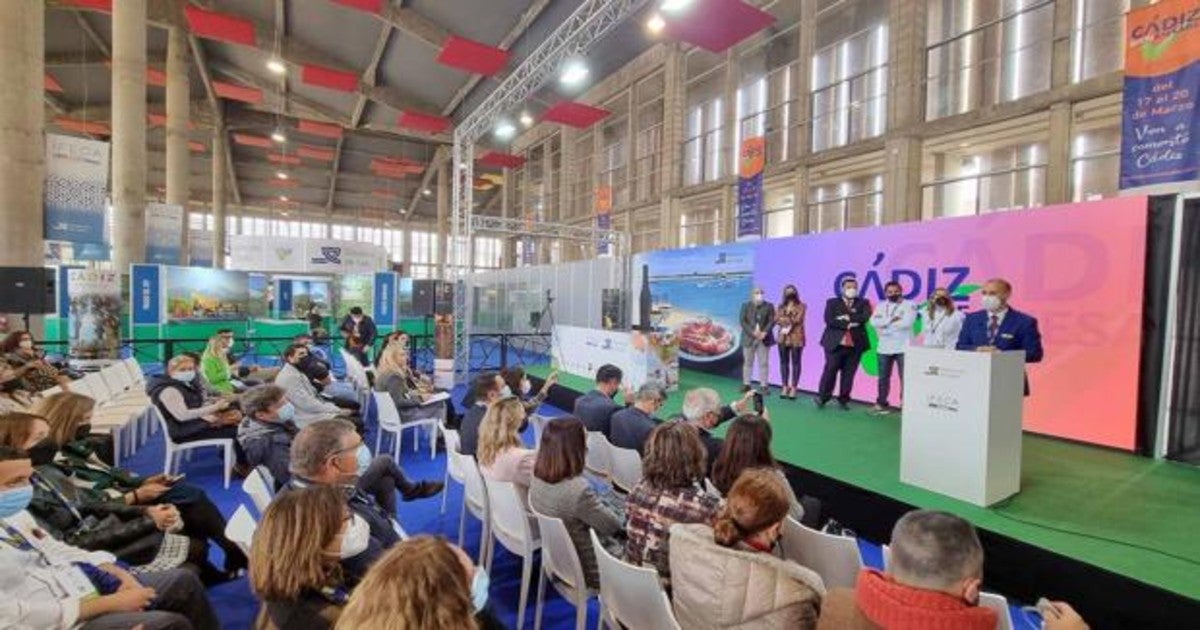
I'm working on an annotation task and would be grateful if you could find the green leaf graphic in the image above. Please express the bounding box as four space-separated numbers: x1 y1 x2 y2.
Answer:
1142 33 1177 62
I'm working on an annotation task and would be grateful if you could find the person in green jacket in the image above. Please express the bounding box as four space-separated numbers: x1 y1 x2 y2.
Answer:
201 335 237 394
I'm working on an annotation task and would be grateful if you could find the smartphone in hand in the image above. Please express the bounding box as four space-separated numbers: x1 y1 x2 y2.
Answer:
752 392 764 415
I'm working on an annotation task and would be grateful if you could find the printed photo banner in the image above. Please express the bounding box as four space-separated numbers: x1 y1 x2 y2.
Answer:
145 203 184 264
164 266 250 321
1120 0 1200 189
44 134 110 246
66 269 121 360
189 230 215 268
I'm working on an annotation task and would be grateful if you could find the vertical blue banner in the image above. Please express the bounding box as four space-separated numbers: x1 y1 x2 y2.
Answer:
44 134 109 246
276 279 294 318
374 272 397 326
131 264 162 325
736 136 765 239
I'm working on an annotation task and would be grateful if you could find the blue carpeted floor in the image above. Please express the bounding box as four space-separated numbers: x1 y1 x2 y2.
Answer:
119 388 1041 629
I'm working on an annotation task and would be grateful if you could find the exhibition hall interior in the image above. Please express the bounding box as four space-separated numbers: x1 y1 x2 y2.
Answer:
2 0 1199 628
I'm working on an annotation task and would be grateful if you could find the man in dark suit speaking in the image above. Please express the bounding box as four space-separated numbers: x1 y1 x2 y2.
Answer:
816 277 872 410
956 278 1043 394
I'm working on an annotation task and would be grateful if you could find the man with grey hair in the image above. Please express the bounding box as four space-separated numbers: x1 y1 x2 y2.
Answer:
679 387 757 474
609 382 667 454
235 385 297 486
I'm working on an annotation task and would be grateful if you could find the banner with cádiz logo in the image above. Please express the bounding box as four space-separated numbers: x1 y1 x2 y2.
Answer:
736 136 766 239
1120 0 1200 189
45 134 110 246
66 269 122 360
228 235 388 274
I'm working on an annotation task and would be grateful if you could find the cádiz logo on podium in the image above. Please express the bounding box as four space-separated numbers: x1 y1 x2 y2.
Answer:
922 365 965 379
925 393 960 412
312 247 343 265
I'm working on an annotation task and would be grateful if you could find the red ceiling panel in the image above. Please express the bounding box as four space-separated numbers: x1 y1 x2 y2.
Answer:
396 111 452 135
64 0 111 12
301 64 360 93
267 153 302 165
184 6 257 46
233 133 274 148
371 190 399 199
478 151 526 169
332 0 384 14
541 101 610 129
147 113 167 127
662 0 775 54
298 119 344 139
146 67 167 87
437 35 509 76
213 81 263 104
269 179 300 188
55 117 110 136
298 145 336 161
44 74 63 93
189 141 207 152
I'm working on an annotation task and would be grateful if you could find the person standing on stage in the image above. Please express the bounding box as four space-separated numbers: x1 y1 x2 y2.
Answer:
921 287 965 350
815 277 871 410
739 287 776 395
338 307 377 367
774 285 807 400
956 278 1043 394
869 281 917 414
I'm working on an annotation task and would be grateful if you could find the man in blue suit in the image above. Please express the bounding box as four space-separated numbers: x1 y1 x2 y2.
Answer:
956 278 1043 394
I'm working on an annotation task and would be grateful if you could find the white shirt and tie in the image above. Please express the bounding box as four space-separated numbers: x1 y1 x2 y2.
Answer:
870 299 918 356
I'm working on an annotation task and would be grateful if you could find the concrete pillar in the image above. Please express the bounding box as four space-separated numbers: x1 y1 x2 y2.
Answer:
0 2 44 274
1045 102 1072 205
884 135 923 224
1051 0 1075 89
212 128 227 268
111 0 147 271
792 167 810 235
436 160 449 277
887 0 928 130
165 26 190 264
500 167 514 267
660 45 686 192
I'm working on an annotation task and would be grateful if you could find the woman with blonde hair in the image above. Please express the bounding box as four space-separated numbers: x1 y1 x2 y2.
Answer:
200 334 238 394
477 396 535 489
336 536 483 630
670 469 824 629
373 342 446 425
251 485 355 629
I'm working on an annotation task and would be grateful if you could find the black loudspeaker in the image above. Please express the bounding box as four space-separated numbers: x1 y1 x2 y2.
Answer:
412 279 437 317
433 281 454 316
0 267 56 314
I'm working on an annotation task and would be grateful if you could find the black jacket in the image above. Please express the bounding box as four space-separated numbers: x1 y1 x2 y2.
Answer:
740 300 777 347
28 468 162 564
146 375 211 441
819 297 872 352
574 389 623 435
609 406 660 455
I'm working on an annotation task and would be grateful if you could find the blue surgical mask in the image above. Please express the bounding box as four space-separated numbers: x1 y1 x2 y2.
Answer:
0 485 33 518
471 568 490 612
173 370 196 383
276 402 296 422
355 444 372 477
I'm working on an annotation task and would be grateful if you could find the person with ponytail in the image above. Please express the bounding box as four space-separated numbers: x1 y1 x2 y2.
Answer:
669 469 824 629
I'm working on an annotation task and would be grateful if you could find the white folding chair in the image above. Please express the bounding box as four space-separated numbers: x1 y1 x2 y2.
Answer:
979 592 1015 630
242 466 275 515
69 377 96 400
529 413 549 448
532 509 595 630
225 504 257 556
453 450 492 563
585 431 613 478
704 477 722 497
122 357 146 387
153 407 236 489
779 517 864 590
374 391 440 460
483 478 542 629
440 424 465 514
608 444 643 493
339 349 371 394
590 529 680 630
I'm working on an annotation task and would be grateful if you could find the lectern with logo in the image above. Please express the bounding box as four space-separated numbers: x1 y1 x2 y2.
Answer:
901 346 1024 506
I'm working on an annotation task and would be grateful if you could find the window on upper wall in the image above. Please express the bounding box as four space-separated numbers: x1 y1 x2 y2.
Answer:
1071 0 1155 83
683 50 728 186
763 182 796 238
630 208 662 253
679 194 723 248
474 237 503 270
633 72 665 204
1071 96 1122 202
572 133 595 219
599 94 631 208
807 171 884 233
737 2 801 165
811 0 889 152
922 115 1049 218
925 0 1055 121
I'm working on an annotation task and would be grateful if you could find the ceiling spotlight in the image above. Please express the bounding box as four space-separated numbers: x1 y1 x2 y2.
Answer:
398 207 407 214
280 211 290 216
559 59 590 87
495 120 516 139
646 13 666 34
271 129 287 143
422 188 432 197
279 195 289 202
266 58 287 75
519 112 534 127
276 171 289 180
660 0 695 14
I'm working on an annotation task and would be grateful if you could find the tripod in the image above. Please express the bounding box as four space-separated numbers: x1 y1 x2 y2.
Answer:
533 289 564 368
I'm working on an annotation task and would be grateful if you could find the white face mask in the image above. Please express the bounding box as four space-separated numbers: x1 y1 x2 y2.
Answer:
519 379 532 396
981 295 1004 313
843 287 859 299
752 293 763 304
339 514 371 559
18 340 32 350
173 370 196 383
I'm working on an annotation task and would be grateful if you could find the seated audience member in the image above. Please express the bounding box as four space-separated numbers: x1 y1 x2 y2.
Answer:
216 328 280 385
200 334 240 394
251 485 356 630
0 445 220 630
459 372 509 456
275 344 350 428
609 382 666 454
336 536 486 630
529 417 625 589
147 355 245 458
817 509 1089 630
477 397 536 490
374 343 445 425
711 414 804 522
1 330 71 393
572 364 632 435
671 469 824 629
237 385 299 487
33 391 250 576
681 387 756 473
500 366 558 415
292 334 358 409
0 363 36 413
0 412 222 582
374 331 407 368
625 420 722 589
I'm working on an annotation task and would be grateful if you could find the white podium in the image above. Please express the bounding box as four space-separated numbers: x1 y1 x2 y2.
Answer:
900 346 1024 506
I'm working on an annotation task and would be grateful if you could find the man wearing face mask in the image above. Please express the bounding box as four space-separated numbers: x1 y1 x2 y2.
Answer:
955 278 1043 395
461 371 522 456
869 281 918 414
237 385 299 487
338 307 377 367
609 383 667 455
816 277 872 410
146 355 248 469
274 344 352 429
739 287 777 395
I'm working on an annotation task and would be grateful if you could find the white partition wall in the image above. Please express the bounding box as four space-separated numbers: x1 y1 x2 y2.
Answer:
467 257 625 334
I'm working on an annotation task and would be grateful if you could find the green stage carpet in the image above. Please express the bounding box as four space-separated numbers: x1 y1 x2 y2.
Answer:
529 367 1200 601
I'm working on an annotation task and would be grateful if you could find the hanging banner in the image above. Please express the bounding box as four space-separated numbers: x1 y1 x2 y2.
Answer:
595 185 614 255
66 269 121 360
189 230 215 268
44 134 110 246
736 136 766 239
374 272 397 327
228 235 388 274
145 203 184 264
275 279 294 318
1120 0 1200 189
131 264 162 325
